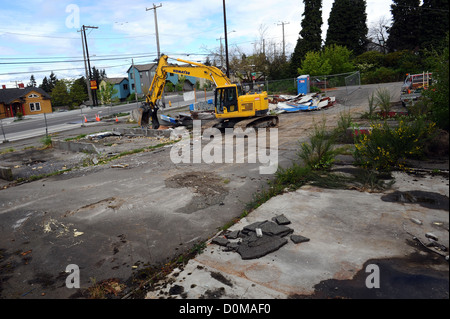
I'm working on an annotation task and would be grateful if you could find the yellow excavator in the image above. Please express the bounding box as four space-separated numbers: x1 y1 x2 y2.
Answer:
138 54 279 130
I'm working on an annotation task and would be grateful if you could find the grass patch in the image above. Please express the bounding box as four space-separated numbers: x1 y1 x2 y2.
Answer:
64 134 87 141
0 147 15 155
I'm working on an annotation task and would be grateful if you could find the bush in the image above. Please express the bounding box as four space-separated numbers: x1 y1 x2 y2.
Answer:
298 118 337 170
361 67 401 84
353 117 437 171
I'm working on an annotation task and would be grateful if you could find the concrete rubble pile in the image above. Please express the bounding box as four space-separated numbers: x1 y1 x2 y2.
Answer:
269 93 336 113
212 214 309 260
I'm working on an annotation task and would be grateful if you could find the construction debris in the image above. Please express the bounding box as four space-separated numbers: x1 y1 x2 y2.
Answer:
269 93 336 113
212 215 309 260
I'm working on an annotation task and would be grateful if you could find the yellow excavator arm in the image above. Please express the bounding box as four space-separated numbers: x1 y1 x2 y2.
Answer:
139 54 234 128
139 54 276 130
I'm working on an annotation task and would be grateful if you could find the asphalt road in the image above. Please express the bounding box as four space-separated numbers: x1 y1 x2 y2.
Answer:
0 91 214 142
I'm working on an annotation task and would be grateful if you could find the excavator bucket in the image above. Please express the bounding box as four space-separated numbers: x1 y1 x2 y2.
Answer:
137 104 160 129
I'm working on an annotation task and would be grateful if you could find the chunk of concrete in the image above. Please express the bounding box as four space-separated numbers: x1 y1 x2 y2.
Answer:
237 233 288 260
0 166 13 181
212 237 229 247
225 230 240 239
272 214 291 225
290 235 310 244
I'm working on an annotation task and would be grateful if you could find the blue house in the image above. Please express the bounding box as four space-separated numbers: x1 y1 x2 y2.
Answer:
127 63 157 97
100 78 130 101
127 62 198 96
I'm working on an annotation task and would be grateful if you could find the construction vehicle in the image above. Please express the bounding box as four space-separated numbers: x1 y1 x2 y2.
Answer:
400 72 433 107
138 54 279 130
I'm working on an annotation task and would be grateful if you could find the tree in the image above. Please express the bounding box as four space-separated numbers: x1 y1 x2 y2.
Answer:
367 16 390 53
386 0 421 52
419 0 449 51
51 80 70 107
298 44 354 76
27 75 37 87
39 77 51 93
325 0 368 56
70 78 88 107
291 0 323 75
423 33 449 131
298 51 332 76
99 81 118 105
49 72 58 91
92 67 106 84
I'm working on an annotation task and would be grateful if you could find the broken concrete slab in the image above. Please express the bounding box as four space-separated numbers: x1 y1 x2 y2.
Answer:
52 139 99 154
290 234 310 244
243 220 293 237
86 131 122 140
0 166 13 181
237 233 288 260
211 237 229 247
225 230 240 239
112 127 172 138
272 214 291 225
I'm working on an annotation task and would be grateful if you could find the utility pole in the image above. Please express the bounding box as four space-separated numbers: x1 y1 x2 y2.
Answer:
146 4 164 106
216 36 224 69
222 0 230 78
132 58 139 103
78 28 93 106
81 25 99 106
277 21 289 58
146 3 162 59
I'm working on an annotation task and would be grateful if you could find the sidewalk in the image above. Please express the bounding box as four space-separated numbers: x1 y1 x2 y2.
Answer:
146 170 449 299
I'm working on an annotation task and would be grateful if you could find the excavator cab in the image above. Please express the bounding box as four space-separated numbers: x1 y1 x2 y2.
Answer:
215 85 239 114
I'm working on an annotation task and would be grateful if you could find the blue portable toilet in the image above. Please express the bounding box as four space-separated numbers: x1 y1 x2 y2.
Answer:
297 75 310 95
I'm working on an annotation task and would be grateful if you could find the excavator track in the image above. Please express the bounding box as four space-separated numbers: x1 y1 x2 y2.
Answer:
233 115 279 130
201 115 279 132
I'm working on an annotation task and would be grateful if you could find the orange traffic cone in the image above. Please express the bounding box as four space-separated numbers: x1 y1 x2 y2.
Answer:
95 114 100 122
84 116 87 123
115 116 119 123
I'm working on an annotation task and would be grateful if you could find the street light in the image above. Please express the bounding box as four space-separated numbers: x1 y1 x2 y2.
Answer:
216 30 235 71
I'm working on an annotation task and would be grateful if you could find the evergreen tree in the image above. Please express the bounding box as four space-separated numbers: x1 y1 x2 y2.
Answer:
49 71 58 92
51 80 70 107
27 75 36 87
386 0 421 52
39 76 51 93
419 0 449 51
291 0 323 76
92 67 107 83
325 0 368 56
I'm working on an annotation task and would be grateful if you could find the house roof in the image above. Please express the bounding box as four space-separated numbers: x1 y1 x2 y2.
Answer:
0 87 50 104
127 63 157 73
104 77 128 85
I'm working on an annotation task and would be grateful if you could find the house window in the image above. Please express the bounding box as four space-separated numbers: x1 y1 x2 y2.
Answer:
30 102 41 112
123 84 128 90
130 73 134 79
140 73 143 79
28 93 39 98
131 84 135 90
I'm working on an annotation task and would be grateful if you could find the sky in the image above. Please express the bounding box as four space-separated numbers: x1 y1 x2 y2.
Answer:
0 0 394 88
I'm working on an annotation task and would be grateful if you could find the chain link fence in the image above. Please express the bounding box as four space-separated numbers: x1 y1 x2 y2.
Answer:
241 71 361 95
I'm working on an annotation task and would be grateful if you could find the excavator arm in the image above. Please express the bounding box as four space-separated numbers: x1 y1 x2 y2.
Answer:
139 54 233 129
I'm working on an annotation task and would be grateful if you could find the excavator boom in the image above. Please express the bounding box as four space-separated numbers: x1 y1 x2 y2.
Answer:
139 54 234 129
138 54 278 130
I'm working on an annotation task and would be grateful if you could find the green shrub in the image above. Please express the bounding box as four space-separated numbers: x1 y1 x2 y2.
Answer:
353 117 437 171
298 118 337 170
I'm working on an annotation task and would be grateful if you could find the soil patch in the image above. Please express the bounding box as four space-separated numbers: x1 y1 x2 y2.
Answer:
165 172 228 214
